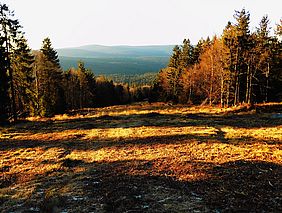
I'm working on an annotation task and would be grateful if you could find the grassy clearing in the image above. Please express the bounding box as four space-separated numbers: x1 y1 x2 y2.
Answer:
0 102 281 212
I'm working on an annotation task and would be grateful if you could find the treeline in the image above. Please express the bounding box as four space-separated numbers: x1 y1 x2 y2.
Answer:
151 9 282 106
1 5 281 124
0 4 150 124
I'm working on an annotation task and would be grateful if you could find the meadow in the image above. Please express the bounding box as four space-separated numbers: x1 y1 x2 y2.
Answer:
0 103 281 212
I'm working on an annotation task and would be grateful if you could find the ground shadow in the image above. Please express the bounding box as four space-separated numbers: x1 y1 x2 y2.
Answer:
1 159 281 212
1 105 281 211
3 109 282 136
0 127 273 152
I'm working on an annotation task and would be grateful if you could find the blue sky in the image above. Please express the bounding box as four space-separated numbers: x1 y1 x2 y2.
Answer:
2 0 282 49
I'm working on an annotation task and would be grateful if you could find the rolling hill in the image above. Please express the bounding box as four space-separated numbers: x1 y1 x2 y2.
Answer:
57 45 174 75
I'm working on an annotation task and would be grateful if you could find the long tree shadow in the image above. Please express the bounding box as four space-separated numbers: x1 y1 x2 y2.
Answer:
3 109 282 136
1 158 281 212
0 127 273 152
190 160 282 212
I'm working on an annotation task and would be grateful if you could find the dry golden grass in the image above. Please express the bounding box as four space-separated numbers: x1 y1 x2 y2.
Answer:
0 102 281 212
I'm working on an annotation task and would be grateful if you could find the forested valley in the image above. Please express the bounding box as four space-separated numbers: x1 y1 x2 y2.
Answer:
1 4 281 123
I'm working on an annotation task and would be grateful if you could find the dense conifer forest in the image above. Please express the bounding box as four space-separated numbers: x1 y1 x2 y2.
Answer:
0 4 281 124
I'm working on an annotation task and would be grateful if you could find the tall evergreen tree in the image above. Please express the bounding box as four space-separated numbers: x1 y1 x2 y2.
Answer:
76 61 95 108
179 39 194 69
0 33 9 123
0 3 22 122
253 16 272 102
193 39 204 64
269 20 282 101
11 36 35 116
34 38 65 116
168 45 181 69
40 37 60 68
233 9 251 104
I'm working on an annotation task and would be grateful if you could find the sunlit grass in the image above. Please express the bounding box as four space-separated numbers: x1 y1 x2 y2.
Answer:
222 126 282 141
0 102 281 211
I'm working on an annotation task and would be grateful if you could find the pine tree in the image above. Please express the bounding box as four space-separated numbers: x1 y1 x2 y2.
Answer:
77 61 95 108
0 3 22 122
193 39 204 64
168 45 181 69
179 39 194 69
64 68 80 109
166 44 192 103
11 36 35 116
0 34 10 124
40 37 60 68
222 10 251 105
269 21 282 101
178 39 196 103
253 16 272 102
234 9 251 104
34 38 65 116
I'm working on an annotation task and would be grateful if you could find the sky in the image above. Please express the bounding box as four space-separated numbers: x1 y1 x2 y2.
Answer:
2 0 282 49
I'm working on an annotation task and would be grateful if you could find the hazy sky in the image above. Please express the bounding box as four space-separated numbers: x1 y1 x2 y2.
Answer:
2 0 282 49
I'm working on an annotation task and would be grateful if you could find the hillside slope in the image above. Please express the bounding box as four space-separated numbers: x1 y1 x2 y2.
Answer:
1 103 281 212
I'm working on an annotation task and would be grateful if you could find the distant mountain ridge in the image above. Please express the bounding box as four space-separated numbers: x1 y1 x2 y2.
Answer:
57 45 174 75
57 44 174 58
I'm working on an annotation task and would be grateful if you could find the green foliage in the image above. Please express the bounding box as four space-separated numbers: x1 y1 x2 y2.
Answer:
0 3 22 123
11 36 35 116
64 61 96 109
33 38 65 117
168 45 181 68
41 37 60 68
0 38 10 124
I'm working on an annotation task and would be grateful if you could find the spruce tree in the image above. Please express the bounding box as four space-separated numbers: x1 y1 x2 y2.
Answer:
77 61 95 108
193 39 204 64
41 37 60 68
168 45 181 69
0 3 22 122
253 16 272 102
179 39 193 69
0 35 10 124
34 38 65 116
234 9 251 104
11 36 35 116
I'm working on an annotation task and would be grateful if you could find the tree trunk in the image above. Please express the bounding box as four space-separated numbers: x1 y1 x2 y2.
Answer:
234 47 239 106
4 30 17 122
265 62 270 102
226 82 230 107
248 72 252 104
245 63 250 104
220 68 224 108
234 72 239 105
209 55 214 106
